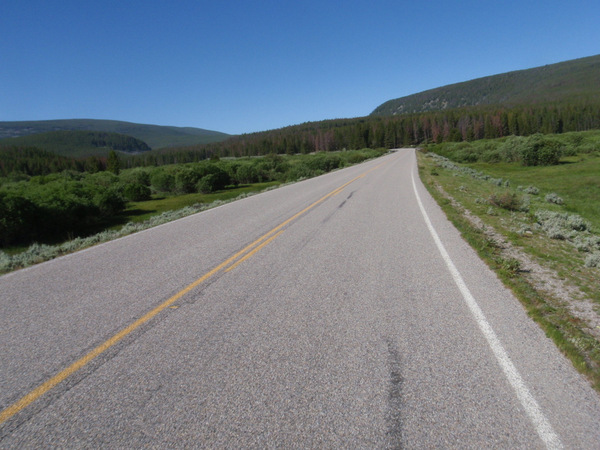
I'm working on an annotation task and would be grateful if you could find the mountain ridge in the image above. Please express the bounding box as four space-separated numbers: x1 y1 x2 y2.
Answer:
0 130 153 158
0 119 230 150
371 54 600 116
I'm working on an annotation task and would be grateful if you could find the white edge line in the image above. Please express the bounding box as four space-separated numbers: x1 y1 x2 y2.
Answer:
410 162 563 450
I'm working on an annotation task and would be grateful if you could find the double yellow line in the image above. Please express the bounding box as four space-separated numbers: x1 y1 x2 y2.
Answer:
0 164 381 426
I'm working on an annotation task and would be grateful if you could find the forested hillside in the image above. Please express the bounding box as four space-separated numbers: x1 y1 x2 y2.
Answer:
371 54 600 116
129 101 599 164
0 119 230 149
0 131 151 157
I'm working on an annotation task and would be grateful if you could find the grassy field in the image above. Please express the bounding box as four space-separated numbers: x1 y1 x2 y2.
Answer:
417 149 600 390
468 156 600 230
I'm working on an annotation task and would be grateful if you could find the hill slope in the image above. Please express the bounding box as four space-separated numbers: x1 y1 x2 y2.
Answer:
0 130 151 158
371 54 600 116
0 119 230 149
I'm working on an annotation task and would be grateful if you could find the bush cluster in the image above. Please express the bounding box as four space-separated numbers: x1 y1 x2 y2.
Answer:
535 210 590 240
534 210 600 266
0 174 125 247
518 185 540 195
0 149 386 249
519 134 562 166
427 133 568 166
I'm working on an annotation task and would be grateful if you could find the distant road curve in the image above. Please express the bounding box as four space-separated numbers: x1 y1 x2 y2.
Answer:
1 149 599 447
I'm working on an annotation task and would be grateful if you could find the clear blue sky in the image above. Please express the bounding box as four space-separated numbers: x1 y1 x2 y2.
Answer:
2 0 599 135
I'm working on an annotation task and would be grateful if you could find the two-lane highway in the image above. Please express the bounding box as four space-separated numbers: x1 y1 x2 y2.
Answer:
1 150 599 447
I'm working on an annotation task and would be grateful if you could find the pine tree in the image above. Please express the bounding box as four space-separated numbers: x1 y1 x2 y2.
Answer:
107 150 121 175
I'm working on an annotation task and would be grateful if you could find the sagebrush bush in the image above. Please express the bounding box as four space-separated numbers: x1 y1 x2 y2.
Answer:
574 235 600 253
585 252 600 268
535 210 591 242
545 192 564 205
0 251 11 272
523 186 539 195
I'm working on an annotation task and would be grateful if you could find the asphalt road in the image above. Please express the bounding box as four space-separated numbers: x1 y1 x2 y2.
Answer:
1 149 599 448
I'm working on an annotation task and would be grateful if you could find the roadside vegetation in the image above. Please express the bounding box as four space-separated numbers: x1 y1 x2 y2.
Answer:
0 148 386 273
418 130 600 390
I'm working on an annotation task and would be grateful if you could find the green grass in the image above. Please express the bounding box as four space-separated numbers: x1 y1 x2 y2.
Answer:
121 182 280 225
417 150 600 391
469 156 600 231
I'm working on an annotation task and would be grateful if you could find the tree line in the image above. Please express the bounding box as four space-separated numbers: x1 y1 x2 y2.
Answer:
123 100 600 165
0 146 108 177
3 101 600 176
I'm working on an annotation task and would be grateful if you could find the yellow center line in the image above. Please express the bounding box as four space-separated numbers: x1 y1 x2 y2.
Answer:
225 230 285 273
0 161 387 426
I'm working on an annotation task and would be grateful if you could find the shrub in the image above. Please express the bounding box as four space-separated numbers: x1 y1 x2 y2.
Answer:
120 168 150 186
306 154 342 172
150 171 175 193
346 152 368 164
202 165 230 190
498 136 526 163
94 187 126 216
0 250 12 270
523 186 539 195
197 174 220 193
545 193 564 205
585 252 600 268
286 163 314 181
585 252 600 267
453 148 479 163
0 192 38 246
500 257 521 276
574 235 600 253
520 134 562 166
535 210 590 240
488 192 522 211
567 214 588 231
87 171 119 187
235 164 259 184
175 167 199 193
123 182 151 201
481 149 502 163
